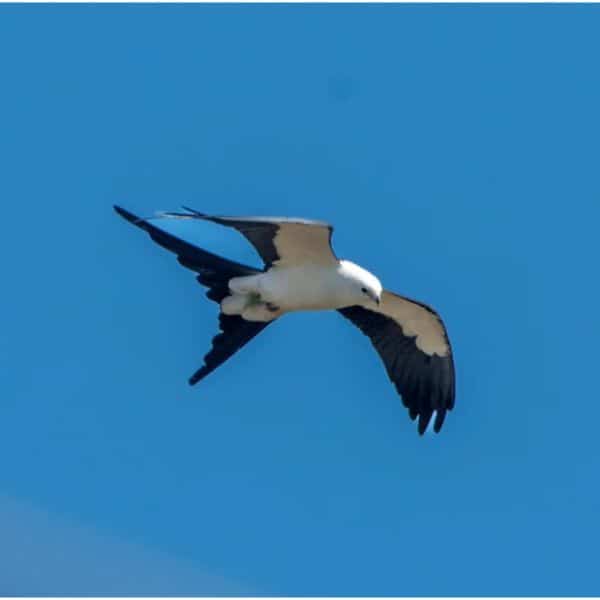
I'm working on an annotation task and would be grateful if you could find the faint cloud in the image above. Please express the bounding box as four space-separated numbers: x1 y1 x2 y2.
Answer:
0 494 251 596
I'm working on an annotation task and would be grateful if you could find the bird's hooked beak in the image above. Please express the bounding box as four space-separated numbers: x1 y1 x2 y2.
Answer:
370 291 381 306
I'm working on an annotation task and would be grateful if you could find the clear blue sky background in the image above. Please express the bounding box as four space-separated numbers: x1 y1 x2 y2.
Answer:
1 4 599 596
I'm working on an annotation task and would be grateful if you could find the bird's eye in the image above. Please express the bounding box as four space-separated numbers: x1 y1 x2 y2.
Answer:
361 287 368 294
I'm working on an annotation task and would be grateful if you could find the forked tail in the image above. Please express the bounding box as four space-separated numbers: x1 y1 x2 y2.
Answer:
114 205 274 384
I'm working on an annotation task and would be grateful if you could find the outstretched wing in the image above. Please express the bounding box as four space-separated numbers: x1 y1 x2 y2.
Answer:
114 205 275 385
162 207 337 269
339 291 455 435
113 205 258 283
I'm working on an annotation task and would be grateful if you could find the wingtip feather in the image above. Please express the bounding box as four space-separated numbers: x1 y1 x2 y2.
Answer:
189 361 216 385
189 371 204 386
113 205 148 226
433 409 446 433
181 205 208 217
114 204 134 221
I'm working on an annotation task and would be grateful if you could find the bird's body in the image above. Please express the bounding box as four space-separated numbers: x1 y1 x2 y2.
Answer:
115 205 455 435
225 259 382 319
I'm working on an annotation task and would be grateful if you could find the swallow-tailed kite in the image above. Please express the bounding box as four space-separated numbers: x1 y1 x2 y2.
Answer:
114 206 455 435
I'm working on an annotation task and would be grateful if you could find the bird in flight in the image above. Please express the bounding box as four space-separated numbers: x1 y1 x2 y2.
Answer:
115 206 455 435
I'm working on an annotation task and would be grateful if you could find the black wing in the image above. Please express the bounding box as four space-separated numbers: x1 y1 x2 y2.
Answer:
163 207 336 269
114 205 258 283
339 292 455 435
114 205 275 384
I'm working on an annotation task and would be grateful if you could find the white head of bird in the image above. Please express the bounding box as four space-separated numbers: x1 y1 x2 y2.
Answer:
338 260 383 308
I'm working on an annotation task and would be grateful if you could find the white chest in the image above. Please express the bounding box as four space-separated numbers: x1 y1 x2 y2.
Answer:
259 265 351 311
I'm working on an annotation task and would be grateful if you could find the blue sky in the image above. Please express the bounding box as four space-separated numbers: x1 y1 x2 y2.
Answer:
1 3 600 595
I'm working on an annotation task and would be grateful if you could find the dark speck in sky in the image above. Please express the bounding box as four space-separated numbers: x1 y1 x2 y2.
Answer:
327 74 357 103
